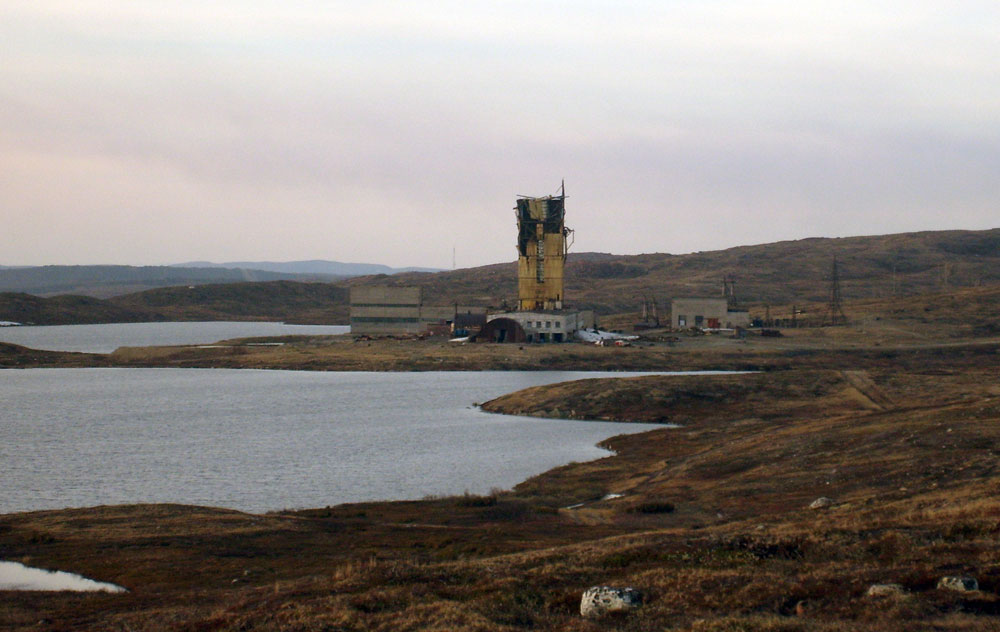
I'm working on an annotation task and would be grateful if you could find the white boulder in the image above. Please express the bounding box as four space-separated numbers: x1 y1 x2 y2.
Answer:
809 497 836 510
580 585 642 618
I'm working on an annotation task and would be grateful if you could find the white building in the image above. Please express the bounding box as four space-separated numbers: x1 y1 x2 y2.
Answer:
486 310 595 343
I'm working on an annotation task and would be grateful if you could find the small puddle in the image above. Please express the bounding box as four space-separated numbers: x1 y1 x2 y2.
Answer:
0 561 126 593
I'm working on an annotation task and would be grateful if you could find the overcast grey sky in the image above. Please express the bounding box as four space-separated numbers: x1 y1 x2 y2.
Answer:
2 2 998 268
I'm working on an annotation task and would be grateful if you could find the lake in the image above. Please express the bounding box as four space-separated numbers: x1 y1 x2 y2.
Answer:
0 368 674 514
0 321 351 353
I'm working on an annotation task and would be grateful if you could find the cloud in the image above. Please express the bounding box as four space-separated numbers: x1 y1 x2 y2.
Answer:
1 2 998 266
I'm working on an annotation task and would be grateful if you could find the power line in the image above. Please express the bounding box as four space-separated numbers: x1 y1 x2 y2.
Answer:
825 255 847 326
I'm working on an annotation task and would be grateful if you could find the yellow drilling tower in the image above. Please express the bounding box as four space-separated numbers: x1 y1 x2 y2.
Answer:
515 185 573 311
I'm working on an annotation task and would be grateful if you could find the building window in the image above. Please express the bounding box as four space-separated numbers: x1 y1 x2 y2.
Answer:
678 315 686 327
536 321 542 328
545 321 551 328
555 322 561 328
536 240 545 282
695 315 704 327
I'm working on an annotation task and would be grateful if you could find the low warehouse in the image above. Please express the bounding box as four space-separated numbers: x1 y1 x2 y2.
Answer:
671 298 749 329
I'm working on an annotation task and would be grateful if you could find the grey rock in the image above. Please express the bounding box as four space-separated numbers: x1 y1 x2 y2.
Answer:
937 576 978 592
866 583 906 598
809 497 836 510
580 586 643 618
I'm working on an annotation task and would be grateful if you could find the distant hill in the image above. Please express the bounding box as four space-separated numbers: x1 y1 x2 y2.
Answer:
171 260 442 276
0 293 156 326
0 261 442 298
2 228 998 326
0 281 349 326
110 281 349 324
390 228 1000 313
0 265 341 298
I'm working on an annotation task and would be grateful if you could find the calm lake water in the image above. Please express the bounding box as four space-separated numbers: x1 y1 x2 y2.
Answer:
0 321 350 353
0 369 673 514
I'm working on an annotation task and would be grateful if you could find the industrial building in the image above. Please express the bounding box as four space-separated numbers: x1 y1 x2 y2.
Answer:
480 310 596 343
480 185 593 342
349 286 485 335
353 186 593 342
515 190 572 311
670 298 750 330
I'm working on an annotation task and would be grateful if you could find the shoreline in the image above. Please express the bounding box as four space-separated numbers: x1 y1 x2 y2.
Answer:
4 334 1000 373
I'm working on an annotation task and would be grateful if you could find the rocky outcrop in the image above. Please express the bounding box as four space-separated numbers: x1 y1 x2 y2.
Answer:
937 576 978 592
580 586 642 618
866 583 906 598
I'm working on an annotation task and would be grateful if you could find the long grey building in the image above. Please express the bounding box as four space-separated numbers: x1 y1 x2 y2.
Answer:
350 286 485 335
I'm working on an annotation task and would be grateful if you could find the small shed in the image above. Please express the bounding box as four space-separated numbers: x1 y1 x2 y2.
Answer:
453 312 488 337
473 318 527 343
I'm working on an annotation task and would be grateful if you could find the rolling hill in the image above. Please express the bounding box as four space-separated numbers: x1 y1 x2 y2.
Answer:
381 228 1000 313
2 228 998 325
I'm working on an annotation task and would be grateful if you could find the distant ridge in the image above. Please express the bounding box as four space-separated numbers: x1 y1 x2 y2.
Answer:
2 228 999 324
0 261 443 298
0 265 340 298
171 260 443 276
0 260 439 298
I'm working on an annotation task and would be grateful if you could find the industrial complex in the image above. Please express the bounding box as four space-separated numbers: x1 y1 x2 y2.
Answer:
348 185 750 341
483 186 595 342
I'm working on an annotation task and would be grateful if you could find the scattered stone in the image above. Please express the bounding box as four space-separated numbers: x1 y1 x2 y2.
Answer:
866 583 906 598
937 576 979 592
580 586 643 618
809 497 836 510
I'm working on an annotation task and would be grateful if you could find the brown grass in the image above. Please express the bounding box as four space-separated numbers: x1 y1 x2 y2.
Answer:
4 317 1000 629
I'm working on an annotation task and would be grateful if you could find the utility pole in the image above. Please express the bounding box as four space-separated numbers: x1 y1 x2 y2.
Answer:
723 275 738 308
826 256 847 326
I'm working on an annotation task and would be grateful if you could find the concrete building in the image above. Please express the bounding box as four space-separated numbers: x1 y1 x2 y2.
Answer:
350 286 423 335
474 186 593 343
670 298 750 330
516 190 571 311
475 186 594 342
475 186 593 343
350 286 485 335
498 310 596 343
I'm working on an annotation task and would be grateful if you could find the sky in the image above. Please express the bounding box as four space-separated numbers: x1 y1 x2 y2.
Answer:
2 2 998 269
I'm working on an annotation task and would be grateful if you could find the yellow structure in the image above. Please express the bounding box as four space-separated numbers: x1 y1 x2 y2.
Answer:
516 188 572 311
